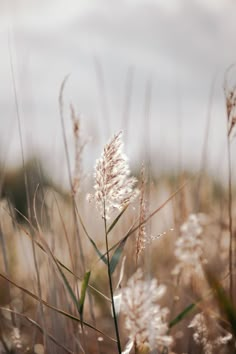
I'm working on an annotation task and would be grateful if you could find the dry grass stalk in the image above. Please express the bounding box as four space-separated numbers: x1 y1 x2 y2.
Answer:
225 86 236 138
70 104 88 196
136 165 147 265
136 166 174 265
224 74 236 303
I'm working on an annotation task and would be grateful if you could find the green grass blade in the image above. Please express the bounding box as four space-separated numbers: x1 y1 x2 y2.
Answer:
169 303 196 328
168 280 218 329
87 235 108 265
76 209 108 265
57 260 111 301
107 205 129 235
55 260 81 312
110 237 128 275
79 271 91 316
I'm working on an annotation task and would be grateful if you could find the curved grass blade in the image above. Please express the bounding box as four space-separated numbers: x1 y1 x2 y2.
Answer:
56 260 80 311
107 205 129 235
110 237 128 275
76 208 107 265
168 272 228 329
169 303 196 328
57 260 111 302
110 223 133 275
79 271 91 316
86 234 107 265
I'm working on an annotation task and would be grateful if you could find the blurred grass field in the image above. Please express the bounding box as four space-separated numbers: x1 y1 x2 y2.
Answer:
0 148 235 353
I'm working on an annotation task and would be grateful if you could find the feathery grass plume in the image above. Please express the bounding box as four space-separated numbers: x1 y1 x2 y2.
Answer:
135 166 172 263
172 214 207 284
189 312 232 354
121 268 173 352
87 131 139 219
136 165 148 263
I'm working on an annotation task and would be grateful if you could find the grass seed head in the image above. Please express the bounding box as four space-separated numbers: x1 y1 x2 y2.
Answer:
172 214 207 284
88 131 139 219
121 268 173 351
189 312 232 354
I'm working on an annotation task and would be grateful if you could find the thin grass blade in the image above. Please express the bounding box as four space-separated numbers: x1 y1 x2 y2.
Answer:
169 303 196 328
107 205 129 235
76 209 108 265
110 237 128 275
79 271 91 316
56 260 81 312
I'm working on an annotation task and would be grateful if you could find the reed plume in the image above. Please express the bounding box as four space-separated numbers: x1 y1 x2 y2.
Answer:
172 214 207 284
189 312 232 354
88 131 139 220
121 268 173 352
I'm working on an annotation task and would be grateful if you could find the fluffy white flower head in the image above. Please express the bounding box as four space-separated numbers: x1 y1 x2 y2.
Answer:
172 214 206 280
189 312 232 354
88 131 139 219
121 269 173 351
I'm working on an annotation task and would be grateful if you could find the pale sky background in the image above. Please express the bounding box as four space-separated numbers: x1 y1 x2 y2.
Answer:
1 0 236 185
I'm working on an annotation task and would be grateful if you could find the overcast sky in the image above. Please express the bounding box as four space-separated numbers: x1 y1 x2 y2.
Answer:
1 0 236 184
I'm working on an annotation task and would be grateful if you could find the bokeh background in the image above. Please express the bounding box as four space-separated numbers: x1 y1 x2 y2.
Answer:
1 0 236 186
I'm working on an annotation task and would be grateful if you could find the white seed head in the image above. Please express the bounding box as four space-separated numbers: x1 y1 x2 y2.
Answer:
121 269 173 351
172 214 206 282
189 312 232 354
88 131 139 219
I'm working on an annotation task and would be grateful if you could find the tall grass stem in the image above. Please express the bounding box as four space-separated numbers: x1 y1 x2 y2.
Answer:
104 203 122 354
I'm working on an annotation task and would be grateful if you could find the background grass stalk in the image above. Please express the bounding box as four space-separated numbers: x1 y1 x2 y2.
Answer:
227 135 234 303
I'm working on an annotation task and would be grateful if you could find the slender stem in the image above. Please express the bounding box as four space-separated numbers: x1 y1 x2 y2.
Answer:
227 136 234 302
103 204 122 354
